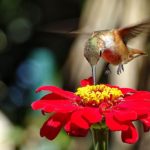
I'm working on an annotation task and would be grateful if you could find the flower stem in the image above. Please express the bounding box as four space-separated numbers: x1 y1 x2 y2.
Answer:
91 127 108 150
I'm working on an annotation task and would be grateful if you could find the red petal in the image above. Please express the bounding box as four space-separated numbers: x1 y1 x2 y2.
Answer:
113 110 137 122
64 108 102 136
32 100 71 109
121 123 138 144
125 91 150 100
117 101 150 115
105 112 128 131
41 93 65 100
81 107 102 124
120 88 136 95
40 113 70 140
31 100 77 113
141 119 150 132
64 120 89 137
140 114 150 132
80 77 93 86
70 110 90 129
43 103 77 113
36 86 77 100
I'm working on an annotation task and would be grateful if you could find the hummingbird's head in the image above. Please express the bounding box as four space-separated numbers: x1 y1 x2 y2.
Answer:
84 35 100 66
84 33 102 84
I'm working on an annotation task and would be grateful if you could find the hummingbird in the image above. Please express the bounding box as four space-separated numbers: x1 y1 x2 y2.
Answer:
38 19 150 84
84 21 150 84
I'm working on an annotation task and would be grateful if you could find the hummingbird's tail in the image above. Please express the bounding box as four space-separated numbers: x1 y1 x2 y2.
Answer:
127 48 147 63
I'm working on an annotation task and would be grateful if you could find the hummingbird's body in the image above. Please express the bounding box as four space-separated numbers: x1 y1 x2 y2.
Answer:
84 21 149 81
100 30 128 65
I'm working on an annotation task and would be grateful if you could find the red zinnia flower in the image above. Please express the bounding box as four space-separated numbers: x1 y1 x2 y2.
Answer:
31 77 150 144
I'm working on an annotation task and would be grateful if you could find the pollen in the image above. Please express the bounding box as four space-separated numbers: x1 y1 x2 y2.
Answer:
75 84 123 107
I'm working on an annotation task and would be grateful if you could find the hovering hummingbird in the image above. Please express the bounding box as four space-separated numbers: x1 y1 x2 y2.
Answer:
38 19 150 84
84 21 150 84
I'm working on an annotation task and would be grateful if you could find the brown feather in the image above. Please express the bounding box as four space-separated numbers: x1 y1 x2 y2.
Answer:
127 49 147 63
118 20 150 44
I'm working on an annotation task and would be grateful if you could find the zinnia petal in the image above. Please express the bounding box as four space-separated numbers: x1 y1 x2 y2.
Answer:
120 88 136 95
80 77 93 86
81 107 102 124
36 86 77 100
140 114 150 132
121 123 138 144
41 93 65 100
141 119 150 132
113 110 137 122
70 110 90 129
40 113 70 140
117 101 150 115
64 107 102 136
64 120 89 137
32 100 77 113
125 91 150 100
105 112 128 131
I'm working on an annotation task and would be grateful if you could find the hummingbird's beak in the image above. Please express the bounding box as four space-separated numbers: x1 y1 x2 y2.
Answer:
91 65 96 85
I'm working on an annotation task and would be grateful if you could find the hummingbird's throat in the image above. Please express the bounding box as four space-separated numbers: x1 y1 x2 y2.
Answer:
75 84 123 107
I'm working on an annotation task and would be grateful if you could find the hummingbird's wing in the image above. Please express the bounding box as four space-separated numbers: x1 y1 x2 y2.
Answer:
37 18 92 37
118 20 150 44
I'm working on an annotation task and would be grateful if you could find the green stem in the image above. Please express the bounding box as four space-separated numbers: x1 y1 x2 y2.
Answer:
91 127 108 150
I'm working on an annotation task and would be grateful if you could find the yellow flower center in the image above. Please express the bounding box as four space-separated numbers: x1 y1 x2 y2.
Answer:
75 84 123 107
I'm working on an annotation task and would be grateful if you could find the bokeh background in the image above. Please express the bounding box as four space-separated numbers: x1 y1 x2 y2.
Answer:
0 0 150 150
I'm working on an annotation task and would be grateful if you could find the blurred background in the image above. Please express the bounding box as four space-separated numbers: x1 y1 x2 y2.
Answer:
0 0 150 150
